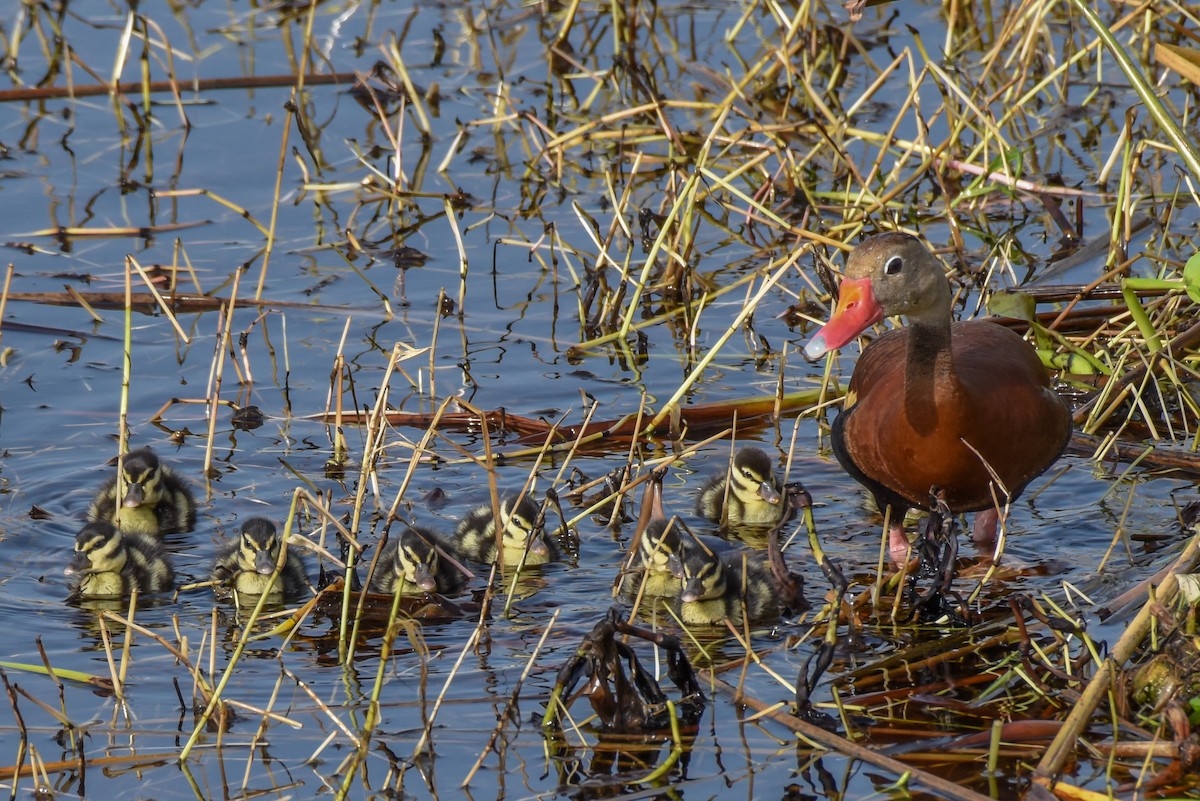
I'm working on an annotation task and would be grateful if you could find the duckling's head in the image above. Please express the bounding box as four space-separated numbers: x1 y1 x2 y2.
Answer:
639 519 683 571
65 521 127 577
730 448 782 506
120 448 165 509
238 517 283 575
678 544 726 603
389 528 440 592
499 496 548 559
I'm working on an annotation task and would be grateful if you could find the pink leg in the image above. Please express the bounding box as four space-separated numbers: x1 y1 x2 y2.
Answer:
888 520 911 567
972 506 1000 546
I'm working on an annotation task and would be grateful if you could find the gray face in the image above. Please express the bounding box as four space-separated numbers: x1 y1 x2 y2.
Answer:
842 233 952 326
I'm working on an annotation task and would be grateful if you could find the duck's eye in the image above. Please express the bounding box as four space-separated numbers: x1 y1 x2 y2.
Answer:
884 255 903 275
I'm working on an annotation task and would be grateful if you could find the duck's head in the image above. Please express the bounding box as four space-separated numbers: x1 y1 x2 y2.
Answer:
729 447 782 507
120 448 165 509
238 517 283 575
804 232 951 359
391 528 440 592
678 544 726 603
499 496 548 559
66 521 126 576
639 519 683 570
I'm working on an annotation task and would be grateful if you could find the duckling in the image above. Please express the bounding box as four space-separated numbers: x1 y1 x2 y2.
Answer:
628 519 733 598
65 521 174 600
88 448 197 538
696 447 784 527
675 541 778 625
369 525 468 596
453 495 554 566
211 518 308 600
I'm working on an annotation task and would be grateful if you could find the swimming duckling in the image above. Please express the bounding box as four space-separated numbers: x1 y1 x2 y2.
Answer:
370 525 468 596
453 495 554 566
675 541 778 625
211 518 308 600
88 448 197 538
65 521 174 600
627 519 733 598
696 447 784 528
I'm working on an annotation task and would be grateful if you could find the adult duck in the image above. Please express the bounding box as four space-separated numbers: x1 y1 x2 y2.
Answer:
804 232 1071 564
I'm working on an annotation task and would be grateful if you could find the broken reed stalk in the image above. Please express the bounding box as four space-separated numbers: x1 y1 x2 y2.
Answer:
645 251 802 433
702 671 995 801
446 196 469 313
128 255 189 343
410 618 483 760
116 259 134 510
345 396 454 664
114 591 137 721
33 638 78 757
339 341 409 661
1 668 28 800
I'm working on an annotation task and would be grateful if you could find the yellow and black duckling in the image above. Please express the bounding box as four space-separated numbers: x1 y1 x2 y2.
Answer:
675 540 778 625
65 521 174 600
88 447 197 538
453 495 553 566
627 519 733 598
211 518 308 600
696 447 784 528
369 525 468 596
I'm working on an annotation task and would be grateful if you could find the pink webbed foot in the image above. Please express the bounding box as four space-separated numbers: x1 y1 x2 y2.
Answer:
972 507 1000 547
888 521 911 567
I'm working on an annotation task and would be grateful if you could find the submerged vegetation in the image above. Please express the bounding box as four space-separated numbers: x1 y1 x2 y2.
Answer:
1 0 1200 799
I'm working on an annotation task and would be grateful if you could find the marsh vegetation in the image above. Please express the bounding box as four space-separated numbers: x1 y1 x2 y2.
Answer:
2 1 1200 799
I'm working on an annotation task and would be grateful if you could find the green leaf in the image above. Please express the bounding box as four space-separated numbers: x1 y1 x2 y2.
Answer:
987 289 1036 321
1184 251 1200 304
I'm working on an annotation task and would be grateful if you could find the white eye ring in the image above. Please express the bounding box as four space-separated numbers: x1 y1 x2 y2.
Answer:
884 255 903 275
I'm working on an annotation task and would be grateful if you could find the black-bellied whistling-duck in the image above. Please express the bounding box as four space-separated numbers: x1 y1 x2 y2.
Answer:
695 447 785 527
804 232 1071 564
